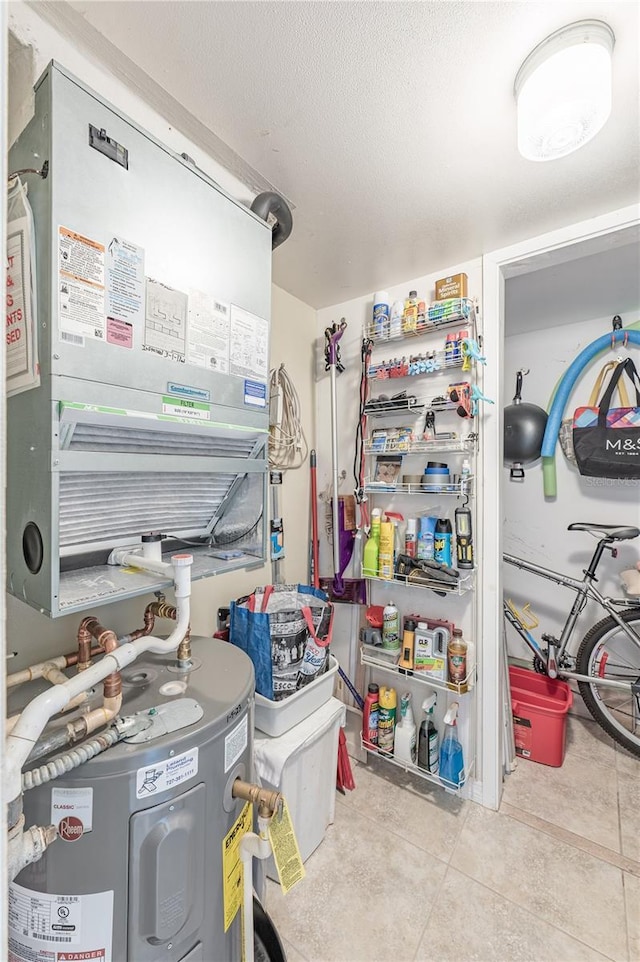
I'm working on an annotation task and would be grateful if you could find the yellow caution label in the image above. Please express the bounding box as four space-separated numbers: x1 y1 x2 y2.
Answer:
222 801 252 933
268 799 306 894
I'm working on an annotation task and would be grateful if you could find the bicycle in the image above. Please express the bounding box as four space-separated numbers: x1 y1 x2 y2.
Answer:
503 522 640 757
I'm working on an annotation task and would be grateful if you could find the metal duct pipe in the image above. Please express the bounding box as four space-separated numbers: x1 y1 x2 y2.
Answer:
250 191 293 249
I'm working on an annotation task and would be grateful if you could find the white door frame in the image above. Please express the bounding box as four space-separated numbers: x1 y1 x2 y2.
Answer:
479 203 640 811
1 0 9 945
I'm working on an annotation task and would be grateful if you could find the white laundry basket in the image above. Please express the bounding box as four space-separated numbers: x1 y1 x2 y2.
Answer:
254 697 346 881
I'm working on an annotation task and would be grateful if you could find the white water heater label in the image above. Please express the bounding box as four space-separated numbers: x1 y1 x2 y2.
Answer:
224 714 248 772
8 883 113 962
58 227 106 342
51 787 93 837
135 746 199 798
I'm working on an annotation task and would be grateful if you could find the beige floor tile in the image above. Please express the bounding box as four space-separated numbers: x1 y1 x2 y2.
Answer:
624 872 640 962
616 743 640 780
415 867 613 962
618 772 640 864
565 714 618 768
265 801 446 962
336 756 468 863
281 936 308 962
501 750 620 852
451 806 628 961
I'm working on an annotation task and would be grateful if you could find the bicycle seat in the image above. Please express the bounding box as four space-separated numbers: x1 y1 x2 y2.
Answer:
568 523 640 541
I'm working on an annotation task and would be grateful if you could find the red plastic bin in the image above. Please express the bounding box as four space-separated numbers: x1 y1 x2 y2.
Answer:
509 666 573 767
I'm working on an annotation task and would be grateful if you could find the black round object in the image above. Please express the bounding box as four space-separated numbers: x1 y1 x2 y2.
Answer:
254 897 287 962
504 372 548 465
22 522 44 574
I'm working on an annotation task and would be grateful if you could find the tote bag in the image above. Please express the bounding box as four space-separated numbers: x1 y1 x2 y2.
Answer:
573 357 640 479
229 584 333 700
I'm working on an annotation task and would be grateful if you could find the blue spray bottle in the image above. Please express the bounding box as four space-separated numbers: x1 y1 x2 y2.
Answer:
439 702 464 790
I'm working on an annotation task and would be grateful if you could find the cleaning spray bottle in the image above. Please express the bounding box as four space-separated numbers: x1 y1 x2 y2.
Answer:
362 508 381 577
439 702 464 790
418 693 439 774
394 692 417 764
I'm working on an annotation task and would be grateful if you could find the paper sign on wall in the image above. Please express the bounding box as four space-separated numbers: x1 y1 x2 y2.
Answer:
6 176 40 395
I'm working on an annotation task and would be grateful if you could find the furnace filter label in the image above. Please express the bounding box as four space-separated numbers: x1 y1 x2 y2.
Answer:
135 746 199 798
8 883 113 962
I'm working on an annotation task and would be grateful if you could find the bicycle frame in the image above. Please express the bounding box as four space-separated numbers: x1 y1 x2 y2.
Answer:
503 546 640 691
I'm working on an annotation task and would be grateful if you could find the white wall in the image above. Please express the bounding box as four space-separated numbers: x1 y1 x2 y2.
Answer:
5 4 316 670
503 308 640 662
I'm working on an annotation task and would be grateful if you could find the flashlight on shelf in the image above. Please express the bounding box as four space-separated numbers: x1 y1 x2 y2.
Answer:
455 506 474 569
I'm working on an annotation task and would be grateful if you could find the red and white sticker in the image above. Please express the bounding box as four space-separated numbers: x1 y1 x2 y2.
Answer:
8 884 113 962
51 788 93 838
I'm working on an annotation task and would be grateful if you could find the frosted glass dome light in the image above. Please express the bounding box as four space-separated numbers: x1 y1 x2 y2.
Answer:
515 20 615 162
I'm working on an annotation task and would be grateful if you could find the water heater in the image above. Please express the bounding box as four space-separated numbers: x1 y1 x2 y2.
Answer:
7 62 272 617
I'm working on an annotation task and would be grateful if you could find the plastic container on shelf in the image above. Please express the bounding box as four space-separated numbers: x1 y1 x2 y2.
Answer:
254 654 339 736
254 697 346 880
509 667 573 767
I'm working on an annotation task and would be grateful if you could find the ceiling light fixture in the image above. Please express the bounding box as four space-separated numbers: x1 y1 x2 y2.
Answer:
514 20 615 162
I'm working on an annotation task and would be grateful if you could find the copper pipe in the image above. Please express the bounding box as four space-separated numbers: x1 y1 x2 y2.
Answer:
65 644 105 668
82 619 121 699
148 601 177 620
144 602 191 666
76 619 94 671
128 604 157 642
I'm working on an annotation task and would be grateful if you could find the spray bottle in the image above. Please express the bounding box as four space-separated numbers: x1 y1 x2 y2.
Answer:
417 693 439 774
394 692 417 764
439 702 464 790
362 508 381 577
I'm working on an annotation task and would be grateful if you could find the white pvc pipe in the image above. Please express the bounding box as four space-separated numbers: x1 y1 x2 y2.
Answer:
4 555 192 805
240 816 273 962
7 656 68 689
112 550 173 578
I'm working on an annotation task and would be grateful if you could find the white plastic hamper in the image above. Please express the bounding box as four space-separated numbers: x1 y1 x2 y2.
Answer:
253 697 346 881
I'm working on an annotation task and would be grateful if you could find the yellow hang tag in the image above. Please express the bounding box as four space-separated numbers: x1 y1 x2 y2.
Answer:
268 798 306 894
222 801 253 933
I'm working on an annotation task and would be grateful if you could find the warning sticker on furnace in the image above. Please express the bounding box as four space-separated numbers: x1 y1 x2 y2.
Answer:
8 883 113 962
58 227 106 343
135 746 199 799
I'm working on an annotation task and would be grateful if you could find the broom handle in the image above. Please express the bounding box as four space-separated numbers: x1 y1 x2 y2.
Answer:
330 361 341 577
310 450 320 589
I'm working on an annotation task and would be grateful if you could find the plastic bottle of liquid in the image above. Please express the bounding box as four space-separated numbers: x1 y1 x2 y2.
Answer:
362 508 381 577
402 290 418 334
434 518 453 567
372 291 390 339
461 458 471 480
390 299 404 338
405 518 417 558
378 519 395 580
377 686 397 755
447 627 468 692
398 616 416 673
382 601 400 651
417 516 437 561
394 692 417 764
439 702 464 790
417 693 439 774
385 511 405 568
362 683 380 750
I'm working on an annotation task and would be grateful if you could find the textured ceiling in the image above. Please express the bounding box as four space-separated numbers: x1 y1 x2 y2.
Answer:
35 1 640 308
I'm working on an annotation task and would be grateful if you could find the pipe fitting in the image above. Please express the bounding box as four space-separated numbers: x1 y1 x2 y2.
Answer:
232 779 283 819
8 815 58 882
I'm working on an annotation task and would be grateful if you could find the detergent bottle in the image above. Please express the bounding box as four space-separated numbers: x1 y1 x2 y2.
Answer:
378 517 394 580
394 692 417 764
362 508 381 577
439 702 464 790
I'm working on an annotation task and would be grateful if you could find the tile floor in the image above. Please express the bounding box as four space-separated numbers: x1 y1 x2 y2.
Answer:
266 714 640 962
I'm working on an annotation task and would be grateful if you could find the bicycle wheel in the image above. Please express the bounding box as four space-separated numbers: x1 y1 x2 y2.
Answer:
576 608 640 757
